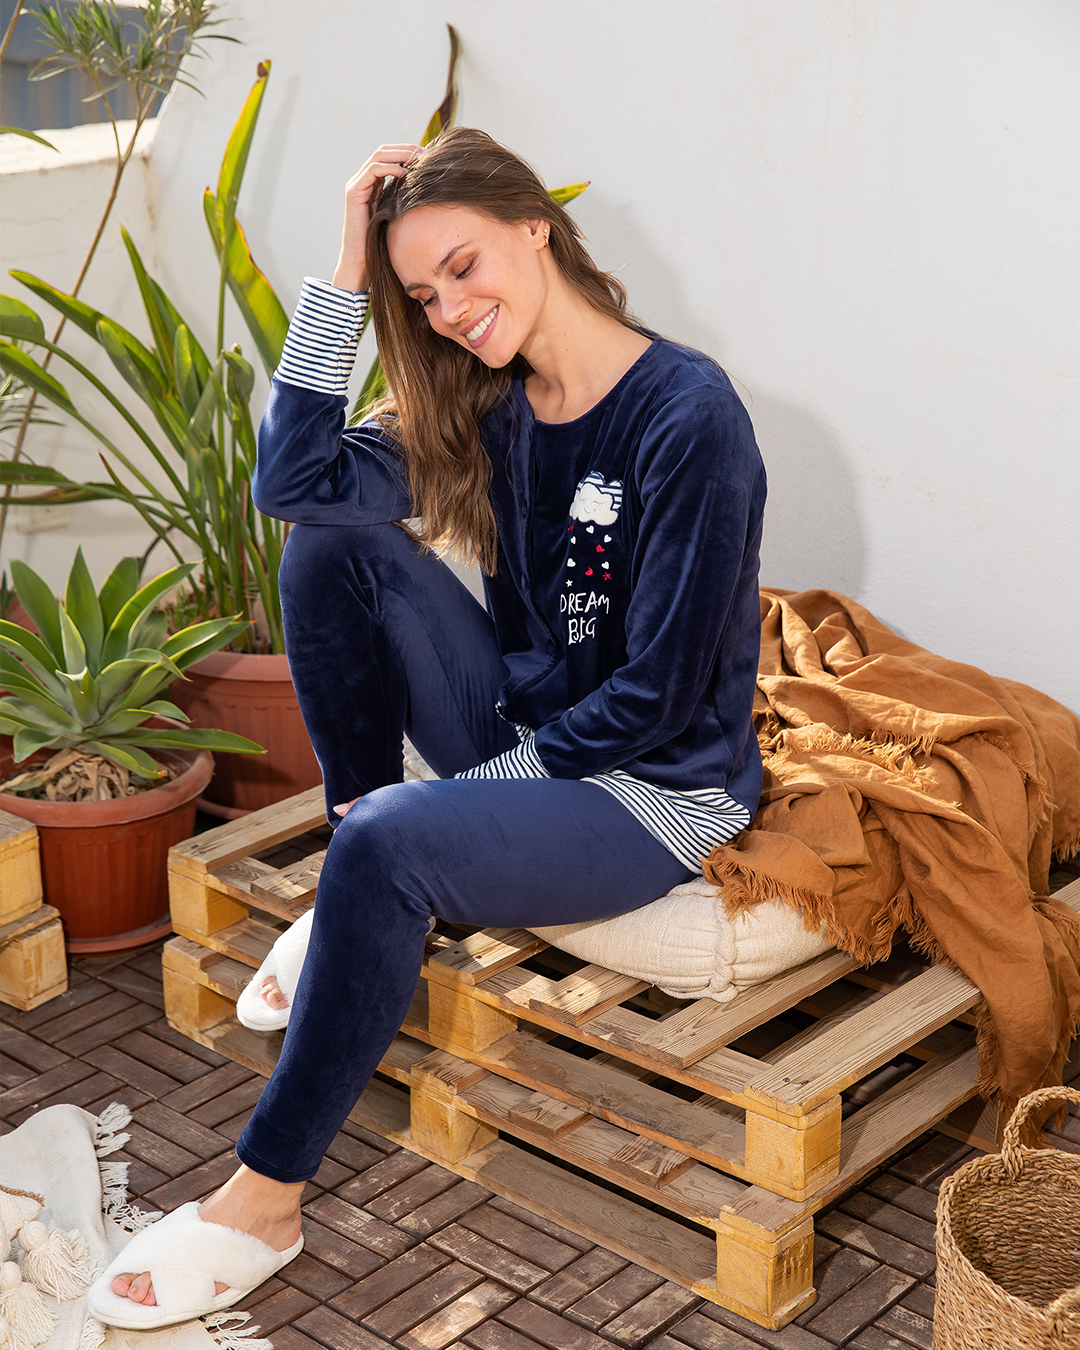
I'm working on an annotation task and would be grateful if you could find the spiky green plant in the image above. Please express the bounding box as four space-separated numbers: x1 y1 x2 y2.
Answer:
0 547 262 780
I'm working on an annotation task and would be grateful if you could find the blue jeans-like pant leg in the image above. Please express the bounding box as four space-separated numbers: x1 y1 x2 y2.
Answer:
236 524 694 1184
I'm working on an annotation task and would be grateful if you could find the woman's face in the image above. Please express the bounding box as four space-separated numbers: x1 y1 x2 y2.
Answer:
387 204 549 367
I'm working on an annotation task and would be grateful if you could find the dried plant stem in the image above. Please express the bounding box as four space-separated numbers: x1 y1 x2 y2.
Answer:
0 77 146 546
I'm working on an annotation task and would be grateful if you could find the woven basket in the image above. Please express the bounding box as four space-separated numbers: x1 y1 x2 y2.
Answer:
934 1086 1080 1349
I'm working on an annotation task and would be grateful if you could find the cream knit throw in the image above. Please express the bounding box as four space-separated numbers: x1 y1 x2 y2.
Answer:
0 1104 270 1350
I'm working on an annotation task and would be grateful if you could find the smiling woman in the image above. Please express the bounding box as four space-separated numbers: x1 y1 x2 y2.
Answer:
90 127 768 1329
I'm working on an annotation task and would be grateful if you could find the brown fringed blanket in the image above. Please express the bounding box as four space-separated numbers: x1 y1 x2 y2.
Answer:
704 589 1080 1128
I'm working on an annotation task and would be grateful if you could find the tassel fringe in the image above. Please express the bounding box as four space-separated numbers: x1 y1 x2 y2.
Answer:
92 1103 131 1159
202 1310 274 1350
0 1262 54 1350
77 1316 105 1350
18 1222 94 1301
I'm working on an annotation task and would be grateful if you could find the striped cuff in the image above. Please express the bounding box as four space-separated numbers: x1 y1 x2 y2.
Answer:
275 277 369 396
455 736 551 780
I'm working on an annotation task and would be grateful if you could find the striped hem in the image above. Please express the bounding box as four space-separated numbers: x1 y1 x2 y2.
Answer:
274 277 369 396
457 734 749 870
583 768 750 871
455 737 550 781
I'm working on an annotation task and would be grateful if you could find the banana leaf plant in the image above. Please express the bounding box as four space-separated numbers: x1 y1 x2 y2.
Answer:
0 26 591 632
0 546 262 787
0 61 287 652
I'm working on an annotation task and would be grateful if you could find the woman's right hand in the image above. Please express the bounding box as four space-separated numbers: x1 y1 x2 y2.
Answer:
332 143 423 294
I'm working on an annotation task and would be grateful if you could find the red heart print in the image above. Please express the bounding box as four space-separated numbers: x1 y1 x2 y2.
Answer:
596 545 605 553
585 567 594 576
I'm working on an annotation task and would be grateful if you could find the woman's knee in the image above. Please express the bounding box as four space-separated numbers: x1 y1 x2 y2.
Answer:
322 784 437 913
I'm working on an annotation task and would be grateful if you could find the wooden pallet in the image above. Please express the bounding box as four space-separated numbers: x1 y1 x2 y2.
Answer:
0 807 67 1011
162 789 1080 1330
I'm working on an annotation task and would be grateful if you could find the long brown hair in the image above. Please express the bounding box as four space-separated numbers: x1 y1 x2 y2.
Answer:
366 127 640 574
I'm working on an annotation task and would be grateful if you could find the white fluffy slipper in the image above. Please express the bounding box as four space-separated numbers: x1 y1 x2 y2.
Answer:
87 1201 304 1329
236 908 314 1031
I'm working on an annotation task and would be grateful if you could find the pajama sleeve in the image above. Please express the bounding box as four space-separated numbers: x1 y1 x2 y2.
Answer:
253 279 414 525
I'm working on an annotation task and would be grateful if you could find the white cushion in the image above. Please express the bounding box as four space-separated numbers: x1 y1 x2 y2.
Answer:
531 878 834 1002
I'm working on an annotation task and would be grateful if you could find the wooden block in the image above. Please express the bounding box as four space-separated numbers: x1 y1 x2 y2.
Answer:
427 979 517 1054
410 1088 499 1163
163 966 236 1034
169 870 249 937
508 1092 591 1139
633 950 858 1068
530 966 648 1026
162 937 253 1002
607 1136 696 1189
742 1096 842 1201
0 809 42 924
410 1048 491 1100
714 1213 816 1330
0 915 67 1010
250 851 325 909
427 928 548 987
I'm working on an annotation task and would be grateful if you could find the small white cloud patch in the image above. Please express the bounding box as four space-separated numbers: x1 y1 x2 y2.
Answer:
569 472 623 526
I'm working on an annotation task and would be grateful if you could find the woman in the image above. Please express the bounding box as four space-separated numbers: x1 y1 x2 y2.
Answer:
90 128 766 1327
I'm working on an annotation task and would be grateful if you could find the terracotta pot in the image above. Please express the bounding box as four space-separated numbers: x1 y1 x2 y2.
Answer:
0 730 213 955
169 650 320 818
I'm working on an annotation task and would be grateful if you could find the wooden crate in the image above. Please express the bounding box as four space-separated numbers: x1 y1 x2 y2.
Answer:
0 807 67 1011
163 790 1080 1331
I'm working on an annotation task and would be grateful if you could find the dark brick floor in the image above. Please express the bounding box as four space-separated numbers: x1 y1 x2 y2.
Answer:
3 946 1079 1350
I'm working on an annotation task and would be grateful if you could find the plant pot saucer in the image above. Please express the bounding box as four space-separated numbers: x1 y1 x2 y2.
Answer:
65 914 173 955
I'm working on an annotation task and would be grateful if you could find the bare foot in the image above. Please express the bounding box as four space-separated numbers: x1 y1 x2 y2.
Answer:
256 973 289 1010
110 1164 305 1305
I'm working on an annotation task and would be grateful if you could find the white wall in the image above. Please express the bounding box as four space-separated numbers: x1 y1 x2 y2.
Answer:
8 1 1079 711
0 120 165 587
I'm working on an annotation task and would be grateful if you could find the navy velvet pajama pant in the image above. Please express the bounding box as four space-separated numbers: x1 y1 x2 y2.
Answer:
236 523 694 1184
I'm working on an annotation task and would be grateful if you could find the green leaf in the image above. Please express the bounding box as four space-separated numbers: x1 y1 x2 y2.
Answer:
421 25 461 145
214 60 271 233
98 557 140 631
57 607 87 676
0 619 63 680
0 688 76 732
139 699 189 721
96 655 148 707
90 707 156 736
96 317 169 404
63 546 104 673
0 127 58 150
126 646 185 682
8 271 104 341
0 339 75 415
11 727 59 762
222 347 254 403
9 559 64 665
120 226 177 390
548 181 590 206
204 196 288 377
174 323 212 418
112 727 265 754
160 616 249 666
80 740 164 778
0 295 45 342
101 563 195 667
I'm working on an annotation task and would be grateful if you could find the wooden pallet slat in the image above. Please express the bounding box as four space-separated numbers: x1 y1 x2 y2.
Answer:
0 807 44 925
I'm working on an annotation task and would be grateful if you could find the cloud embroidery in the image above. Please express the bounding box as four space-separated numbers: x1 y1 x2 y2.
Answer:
569 472 623 526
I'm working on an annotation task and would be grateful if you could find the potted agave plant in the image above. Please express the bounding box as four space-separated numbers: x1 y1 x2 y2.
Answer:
0 548 262 952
